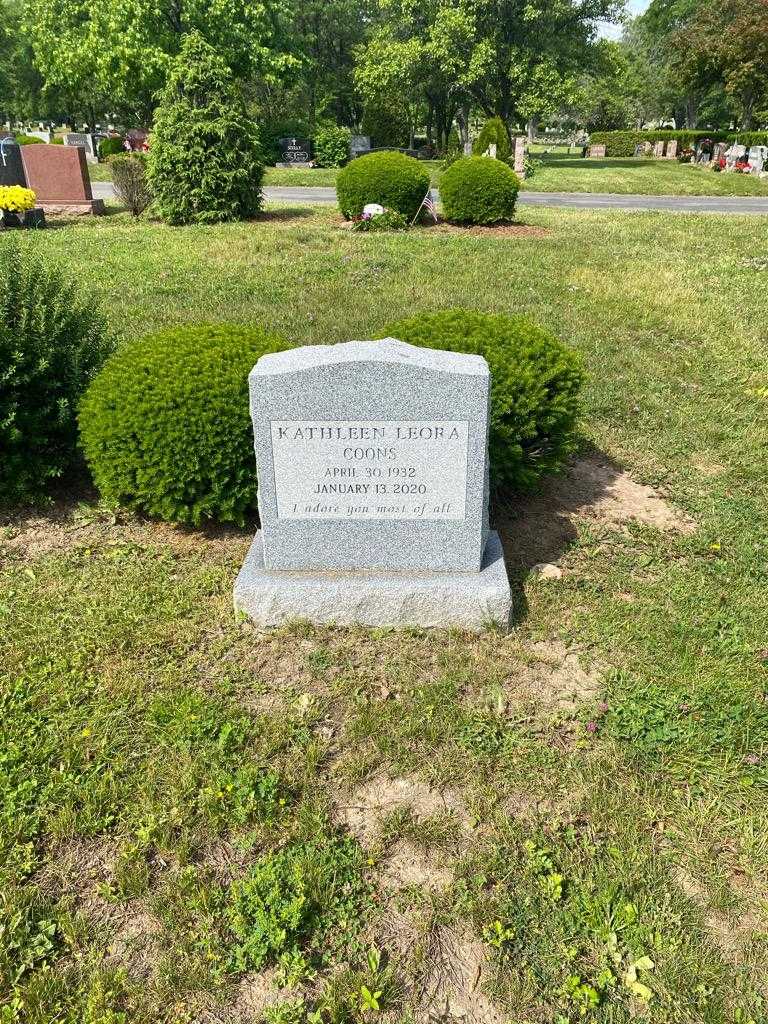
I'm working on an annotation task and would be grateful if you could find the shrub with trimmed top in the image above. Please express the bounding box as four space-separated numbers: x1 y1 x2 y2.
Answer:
79 324 291 525
147 32 264 225
0 243 108 505
440 156 520 225
337 151 430 220
380 310 584 490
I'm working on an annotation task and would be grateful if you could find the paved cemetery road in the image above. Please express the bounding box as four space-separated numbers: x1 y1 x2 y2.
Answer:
92 181 768 214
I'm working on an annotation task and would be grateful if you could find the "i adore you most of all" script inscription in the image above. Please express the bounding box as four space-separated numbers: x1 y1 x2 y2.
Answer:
270 420 469 521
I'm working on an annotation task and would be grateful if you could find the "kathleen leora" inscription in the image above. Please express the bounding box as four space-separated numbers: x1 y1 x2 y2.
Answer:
270 420 469 521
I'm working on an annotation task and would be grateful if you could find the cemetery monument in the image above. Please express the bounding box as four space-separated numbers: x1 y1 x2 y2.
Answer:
20 144 104 215
234 338 512 631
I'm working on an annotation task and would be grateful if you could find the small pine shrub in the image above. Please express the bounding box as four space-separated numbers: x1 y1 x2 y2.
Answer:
380 310 584 490
472 117 511 162
110 154 151 217
314 124 351 168
98 136 124 159
147 32 264 225
0 243 108 505
337 151 430 220
14 134 44 145
79 324 290 525
440 156 520 225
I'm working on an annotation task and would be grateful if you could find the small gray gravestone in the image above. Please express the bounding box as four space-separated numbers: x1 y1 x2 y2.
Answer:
748 145 767 173
234 338 512 631
64 132 98 163
0 139 27 187
349 135 371 159
514 136 526 177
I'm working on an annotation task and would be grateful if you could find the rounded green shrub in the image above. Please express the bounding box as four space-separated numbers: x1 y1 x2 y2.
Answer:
380 310 583 490
440 157 520 225
147 32 264 225
98 135 125 159
337 151 430 220
79 324 291 525
0 242 108 505
14 134 44 145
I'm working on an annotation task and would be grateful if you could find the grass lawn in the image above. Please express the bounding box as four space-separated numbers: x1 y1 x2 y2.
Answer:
2 205 768 1023
257 155 768 197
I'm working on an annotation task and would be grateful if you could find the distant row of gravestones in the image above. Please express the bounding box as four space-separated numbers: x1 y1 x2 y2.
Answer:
587 138 767 174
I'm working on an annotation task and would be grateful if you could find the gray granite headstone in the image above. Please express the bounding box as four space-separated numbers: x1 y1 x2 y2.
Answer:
0 140 27 187
350 135 371 158
234 338 512 631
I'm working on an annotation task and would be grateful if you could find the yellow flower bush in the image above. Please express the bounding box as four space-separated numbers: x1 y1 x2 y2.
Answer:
0 186 36 212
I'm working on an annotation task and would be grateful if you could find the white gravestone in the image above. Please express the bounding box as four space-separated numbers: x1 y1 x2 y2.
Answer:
234 338 512 630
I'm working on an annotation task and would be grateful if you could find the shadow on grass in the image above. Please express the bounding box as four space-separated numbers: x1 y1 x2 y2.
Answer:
255 207 316 223
494 446 626 626
540 155 656 170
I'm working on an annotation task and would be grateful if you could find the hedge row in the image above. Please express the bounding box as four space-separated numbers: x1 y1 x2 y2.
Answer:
590 130 768 157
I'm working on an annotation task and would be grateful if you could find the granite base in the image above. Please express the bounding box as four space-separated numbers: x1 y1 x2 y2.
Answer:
37 199 105 216
234 531 512 632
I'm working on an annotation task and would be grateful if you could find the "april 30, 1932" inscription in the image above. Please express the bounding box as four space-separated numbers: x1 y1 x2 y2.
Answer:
270 420 469 521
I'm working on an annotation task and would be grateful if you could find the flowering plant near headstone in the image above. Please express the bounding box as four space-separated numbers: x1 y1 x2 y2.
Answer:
0 185 36 213
351 208 408 232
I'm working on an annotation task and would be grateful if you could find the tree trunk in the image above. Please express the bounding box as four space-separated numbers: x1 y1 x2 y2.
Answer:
456 107 469 145
685 95 698 128
527 115 539 142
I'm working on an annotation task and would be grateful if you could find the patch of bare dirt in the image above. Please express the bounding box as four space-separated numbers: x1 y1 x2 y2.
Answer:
416 925 507 1024
380 840 454 893
428 222 551 239
36 838 162 980
188 969 300 1024
0 499 250 562
497 452 695 579
337 776 471 847
507 640 602 711
673 865 767 962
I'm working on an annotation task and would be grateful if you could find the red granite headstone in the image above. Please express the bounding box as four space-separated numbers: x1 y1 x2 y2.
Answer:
20 145 104 215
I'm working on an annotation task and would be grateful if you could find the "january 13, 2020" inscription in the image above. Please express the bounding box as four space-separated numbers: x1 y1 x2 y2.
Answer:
270 420 469 521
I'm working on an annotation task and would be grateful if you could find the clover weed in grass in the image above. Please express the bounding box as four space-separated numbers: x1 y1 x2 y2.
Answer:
226 833 372 973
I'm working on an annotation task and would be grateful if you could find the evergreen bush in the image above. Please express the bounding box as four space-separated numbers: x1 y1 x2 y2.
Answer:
98 136 125 159
110 154 152 217
313 124 351 168
147 32 264 225
380 310 584 490
472 117 511 162
0 243 108 505
440 156 520 225
336 151 429 220
79 323 291 525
